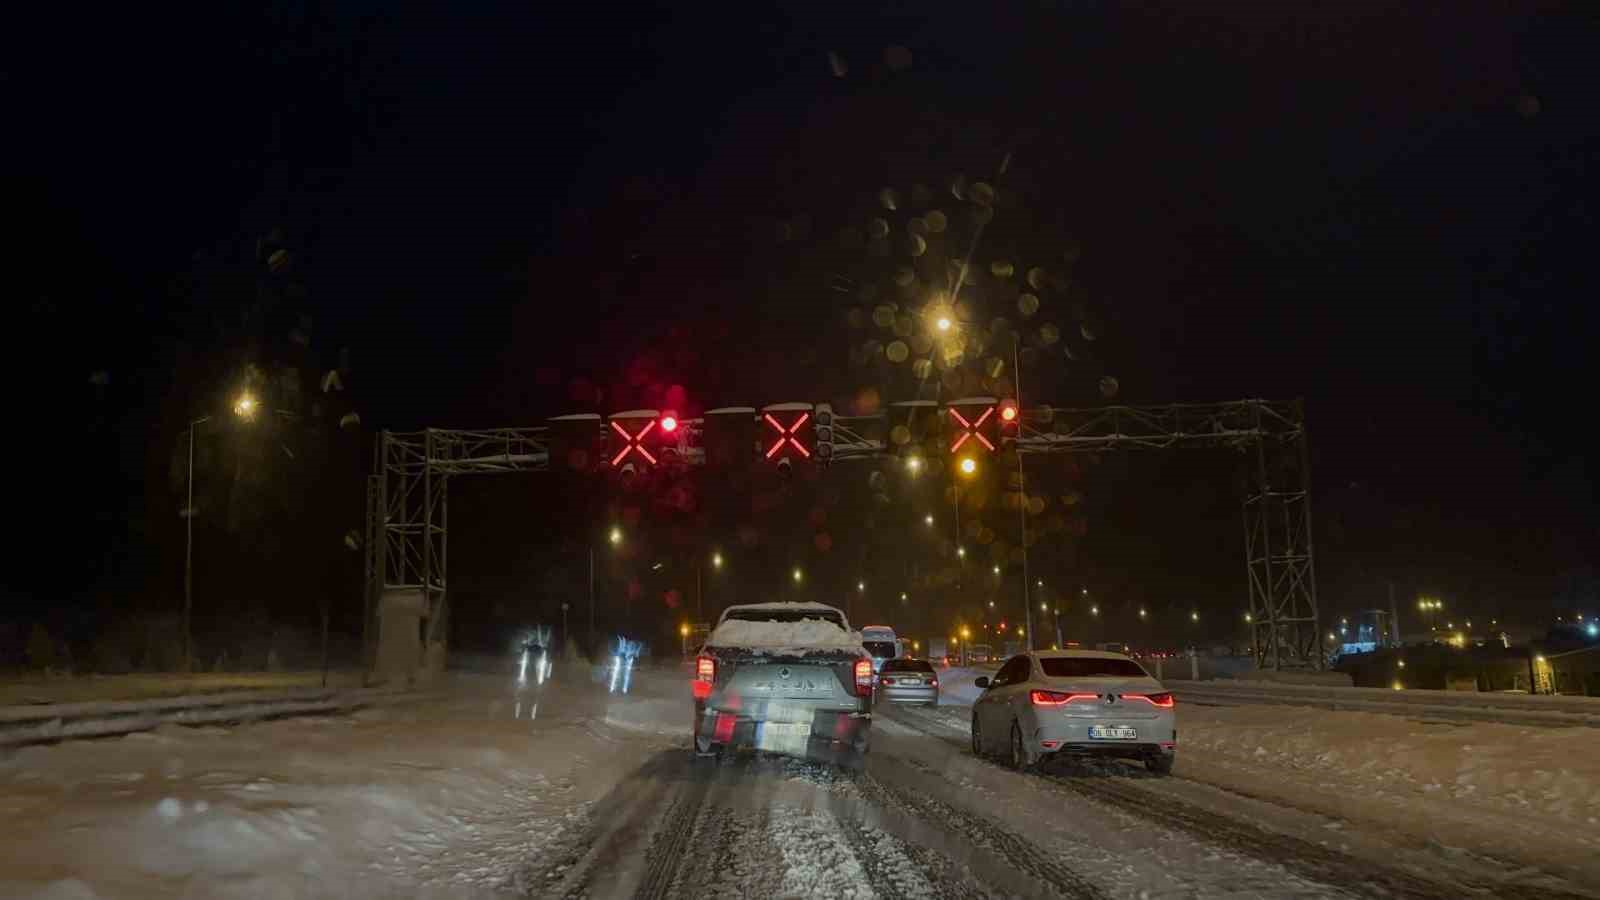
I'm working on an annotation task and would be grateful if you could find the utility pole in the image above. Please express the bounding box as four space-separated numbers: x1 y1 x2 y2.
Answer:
183 415 210 675
588 546 595 651
1015 333 1033 652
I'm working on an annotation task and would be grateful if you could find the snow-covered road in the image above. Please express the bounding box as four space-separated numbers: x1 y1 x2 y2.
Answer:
3 664 1597 898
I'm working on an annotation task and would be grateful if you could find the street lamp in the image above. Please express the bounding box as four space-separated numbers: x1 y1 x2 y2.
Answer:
957 547 966 558
992 565 1000 575
924 514 934 526
609 527 622 546
1190 611 1199 623
857 581 865 592
711 552 723 569
181 392 260 673
1090 605 1099 616
936 316 952 332
906 456 923 474
792 567 804 584
1138 608 1147 619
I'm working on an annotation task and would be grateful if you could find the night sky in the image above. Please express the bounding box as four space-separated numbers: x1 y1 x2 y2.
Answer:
7 3 1596 655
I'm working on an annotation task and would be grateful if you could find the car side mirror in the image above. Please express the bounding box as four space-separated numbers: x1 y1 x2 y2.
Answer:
974 676 990 689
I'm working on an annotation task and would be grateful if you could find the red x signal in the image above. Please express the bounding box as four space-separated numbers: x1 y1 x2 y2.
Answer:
764 412 812 459
949 406 996 453
610 419 658 466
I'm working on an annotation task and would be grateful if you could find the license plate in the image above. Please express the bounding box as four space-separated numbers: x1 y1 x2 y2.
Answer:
756 722 813 754
1088 725 1138 740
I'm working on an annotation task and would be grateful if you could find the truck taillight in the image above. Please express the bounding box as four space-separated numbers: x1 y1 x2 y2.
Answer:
853 659 873 697
693 655 715 700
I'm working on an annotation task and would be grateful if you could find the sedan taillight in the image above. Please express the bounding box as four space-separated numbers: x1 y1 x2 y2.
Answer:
1030 690 1099 706
692 655 715 700
854 659 874 697
1122 692 1175 708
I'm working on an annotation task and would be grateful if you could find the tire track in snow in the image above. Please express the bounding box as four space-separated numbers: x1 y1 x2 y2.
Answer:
852 770 1108 900
1050 774 1598 900
632 778 711 899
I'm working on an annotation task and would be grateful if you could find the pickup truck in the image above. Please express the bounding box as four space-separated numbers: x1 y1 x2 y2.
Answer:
692 601 874 766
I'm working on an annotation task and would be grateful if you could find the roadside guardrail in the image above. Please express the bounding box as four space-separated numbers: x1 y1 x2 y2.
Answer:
1171 679 1600 728
0 686 421 748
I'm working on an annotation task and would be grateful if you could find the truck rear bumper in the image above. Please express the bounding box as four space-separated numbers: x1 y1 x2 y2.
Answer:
694 703 870 763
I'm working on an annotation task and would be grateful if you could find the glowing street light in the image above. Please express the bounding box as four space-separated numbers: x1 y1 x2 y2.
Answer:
1244 612 1254 623
936 316 952 332
1190 611 1199 622
608 527 622 546
711 552 723 569
791 567 803 583
992 565 1001 575
1090 605 1099 616
232 392 258 419
957 547 966 558
857 581 865 592
1138 608 1147 619
924 514 934 526
906 456 923 474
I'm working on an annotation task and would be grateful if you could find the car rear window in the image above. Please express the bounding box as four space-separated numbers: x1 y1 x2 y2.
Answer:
1040 657 1149 678
722 607 845 628
880 659 933 673
863 641 897 658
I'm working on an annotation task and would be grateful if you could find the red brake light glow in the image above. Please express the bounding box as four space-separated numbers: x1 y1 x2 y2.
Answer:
692 655 715 700
1122 692 1175 708
853 659 874 696
660 415 678 433
1030 690 1099 706
1000 402 1018 422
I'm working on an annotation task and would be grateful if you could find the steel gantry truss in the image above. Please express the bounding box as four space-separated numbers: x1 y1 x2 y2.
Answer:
364 398 1319 673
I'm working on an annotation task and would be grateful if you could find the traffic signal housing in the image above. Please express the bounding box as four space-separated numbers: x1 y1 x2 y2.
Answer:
761 402 814 480
606 409 681 484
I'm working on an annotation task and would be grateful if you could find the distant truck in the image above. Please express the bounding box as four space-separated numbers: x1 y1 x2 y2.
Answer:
927 637 949 665
692 602 873 767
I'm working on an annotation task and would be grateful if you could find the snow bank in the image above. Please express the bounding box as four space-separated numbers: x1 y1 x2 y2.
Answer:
705 618 864 656
0 673 679 899
1181 704 1600 829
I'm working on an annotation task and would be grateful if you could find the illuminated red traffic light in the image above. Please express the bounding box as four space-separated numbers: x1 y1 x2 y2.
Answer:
999 400 1018 423
660 415 678 433
948 406 996 453
764 412 811 459
609 419 657 466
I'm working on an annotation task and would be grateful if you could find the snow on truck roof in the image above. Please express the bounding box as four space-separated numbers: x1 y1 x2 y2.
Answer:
706 607 864 655
722 601 845 613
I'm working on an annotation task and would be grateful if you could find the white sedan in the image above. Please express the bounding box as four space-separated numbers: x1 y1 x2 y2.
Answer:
971 650 1177 774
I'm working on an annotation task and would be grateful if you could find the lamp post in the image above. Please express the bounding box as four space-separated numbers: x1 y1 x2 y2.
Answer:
181 391 259 674
182 414 209 674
